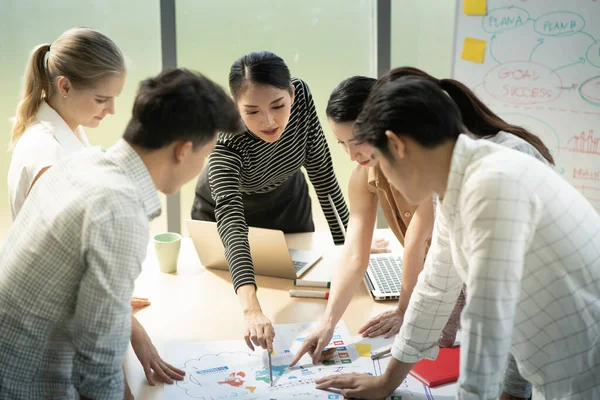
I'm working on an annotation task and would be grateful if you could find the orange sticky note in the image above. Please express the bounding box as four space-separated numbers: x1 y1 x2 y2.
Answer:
463 0 486 15
461 37 487 63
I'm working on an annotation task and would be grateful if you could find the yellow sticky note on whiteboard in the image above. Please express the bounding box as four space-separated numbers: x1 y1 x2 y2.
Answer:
463 0 487 15
355 343 372 357
461 37 487 63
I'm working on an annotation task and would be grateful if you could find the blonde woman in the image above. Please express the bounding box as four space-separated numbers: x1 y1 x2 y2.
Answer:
7 28 184 396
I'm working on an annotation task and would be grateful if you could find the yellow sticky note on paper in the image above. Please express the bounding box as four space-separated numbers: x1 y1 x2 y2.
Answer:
463 0 486 15
355 343 372 357
461 37 487 63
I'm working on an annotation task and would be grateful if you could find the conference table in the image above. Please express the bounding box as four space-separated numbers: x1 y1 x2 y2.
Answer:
125 230 400 399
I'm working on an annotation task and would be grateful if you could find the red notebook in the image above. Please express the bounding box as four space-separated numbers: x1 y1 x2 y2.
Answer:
408 345 460 387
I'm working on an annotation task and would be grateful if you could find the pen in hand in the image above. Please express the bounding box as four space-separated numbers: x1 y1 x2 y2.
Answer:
268 350 273 387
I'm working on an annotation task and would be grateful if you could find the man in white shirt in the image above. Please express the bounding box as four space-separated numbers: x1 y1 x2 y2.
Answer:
315 77 600 399
0 69 241 400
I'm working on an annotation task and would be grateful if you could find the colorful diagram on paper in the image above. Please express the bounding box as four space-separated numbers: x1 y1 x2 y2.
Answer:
164 321 375 400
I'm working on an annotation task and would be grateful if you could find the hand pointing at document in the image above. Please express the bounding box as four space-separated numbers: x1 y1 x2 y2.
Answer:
290 323 337 366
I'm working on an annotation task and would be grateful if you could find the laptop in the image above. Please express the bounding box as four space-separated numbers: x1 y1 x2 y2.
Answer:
364 253 403 300
186 220 322 280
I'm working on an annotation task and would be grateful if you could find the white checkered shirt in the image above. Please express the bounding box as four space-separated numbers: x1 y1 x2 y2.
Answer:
0 140 160 399
392 134 600 399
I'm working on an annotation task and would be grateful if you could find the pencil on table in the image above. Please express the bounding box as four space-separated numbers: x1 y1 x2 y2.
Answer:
370 347 391 359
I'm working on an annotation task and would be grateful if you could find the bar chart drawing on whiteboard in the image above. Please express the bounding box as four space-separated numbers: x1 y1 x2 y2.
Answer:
565 130 600 154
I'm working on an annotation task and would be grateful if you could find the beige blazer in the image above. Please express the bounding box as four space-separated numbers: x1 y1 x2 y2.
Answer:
366 166 419 247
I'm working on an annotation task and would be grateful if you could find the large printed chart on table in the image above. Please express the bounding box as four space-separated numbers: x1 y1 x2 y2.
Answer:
163 322 458 400
164 321 375 400
453 1 600 213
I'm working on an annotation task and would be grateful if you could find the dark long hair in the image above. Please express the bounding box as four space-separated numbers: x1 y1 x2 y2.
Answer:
355 77 465 154
228 51 292 99
326 76 377 123
374 67 554 164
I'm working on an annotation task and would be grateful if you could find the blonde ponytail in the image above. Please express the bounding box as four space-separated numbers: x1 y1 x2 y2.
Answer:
11 44 52 148
9 27 125 150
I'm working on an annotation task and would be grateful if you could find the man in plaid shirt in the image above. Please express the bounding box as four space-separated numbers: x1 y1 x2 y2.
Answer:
0 69 241 399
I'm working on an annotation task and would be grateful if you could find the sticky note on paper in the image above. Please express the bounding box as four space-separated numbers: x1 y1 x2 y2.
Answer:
461 37 487 63
355 343 372 357
463 0 486 15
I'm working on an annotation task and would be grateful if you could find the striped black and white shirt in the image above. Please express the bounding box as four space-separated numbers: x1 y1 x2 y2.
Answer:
207 77 349 291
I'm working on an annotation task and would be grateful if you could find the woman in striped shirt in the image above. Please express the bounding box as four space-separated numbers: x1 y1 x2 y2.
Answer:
192 51 349 352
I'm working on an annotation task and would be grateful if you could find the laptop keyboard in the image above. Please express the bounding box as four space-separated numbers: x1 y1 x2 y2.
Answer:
369 256 402 294
293 260 309 272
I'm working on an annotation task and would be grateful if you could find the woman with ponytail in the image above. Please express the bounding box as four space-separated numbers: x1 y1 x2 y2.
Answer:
294 67 555 400
375 66 554 164
6 27 185 397
8 27 126 218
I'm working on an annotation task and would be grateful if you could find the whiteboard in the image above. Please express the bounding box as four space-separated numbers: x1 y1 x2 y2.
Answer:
452 0 600 213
